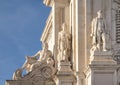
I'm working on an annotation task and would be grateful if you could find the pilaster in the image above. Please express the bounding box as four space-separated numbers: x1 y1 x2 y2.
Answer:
55 61 75 85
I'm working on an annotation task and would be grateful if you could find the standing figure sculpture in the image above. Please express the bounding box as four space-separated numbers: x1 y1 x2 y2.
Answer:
22 42 53 72
58 23 71 62
91 10 108 51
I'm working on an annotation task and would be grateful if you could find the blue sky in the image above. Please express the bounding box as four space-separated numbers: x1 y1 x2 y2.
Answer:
0 0 51 85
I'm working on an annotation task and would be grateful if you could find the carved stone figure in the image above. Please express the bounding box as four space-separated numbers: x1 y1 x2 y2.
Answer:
91 10 108 51
58 23 71 62
12 42 56 82
22 42 53 72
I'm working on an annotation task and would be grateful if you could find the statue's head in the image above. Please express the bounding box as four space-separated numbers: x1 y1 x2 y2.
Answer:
42 42 48 51
97 10 103 18
62 23 67 31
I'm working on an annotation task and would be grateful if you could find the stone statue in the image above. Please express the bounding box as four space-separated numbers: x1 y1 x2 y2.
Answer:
58 23 71 62
22 42 53 72
90 10 108 51
12 42 56 82
12 42 55 81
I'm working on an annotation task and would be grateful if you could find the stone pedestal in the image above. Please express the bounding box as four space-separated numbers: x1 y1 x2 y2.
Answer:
5 80 55 85
57 61 72 74
55 61 75 85
90 51 116 65
5 80 33 85
55 75 75 85
86 51 118 85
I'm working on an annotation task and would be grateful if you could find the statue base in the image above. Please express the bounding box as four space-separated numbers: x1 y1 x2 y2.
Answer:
55 61 75 85
57 61 73 75
90 50 116 65
86 50 118 85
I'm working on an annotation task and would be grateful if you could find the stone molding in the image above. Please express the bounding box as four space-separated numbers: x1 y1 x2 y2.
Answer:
41 11 52 42
43 0 70 7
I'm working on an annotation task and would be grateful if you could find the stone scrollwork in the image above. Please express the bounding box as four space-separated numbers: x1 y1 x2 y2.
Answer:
41 66 54 79
12 42 56 84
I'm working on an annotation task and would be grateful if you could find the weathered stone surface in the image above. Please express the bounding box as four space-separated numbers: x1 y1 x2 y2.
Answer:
5 0 120 85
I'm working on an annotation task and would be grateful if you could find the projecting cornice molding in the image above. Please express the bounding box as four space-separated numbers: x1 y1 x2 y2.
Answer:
43 0 70 7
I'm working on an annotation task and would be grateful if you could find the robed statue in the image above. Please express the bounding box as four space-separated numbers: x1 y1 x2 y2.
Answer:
90 10 109 51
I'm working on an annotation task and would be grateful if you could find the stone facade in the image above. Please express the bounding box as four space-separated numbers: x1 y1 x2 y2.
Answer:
5 0 120 85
